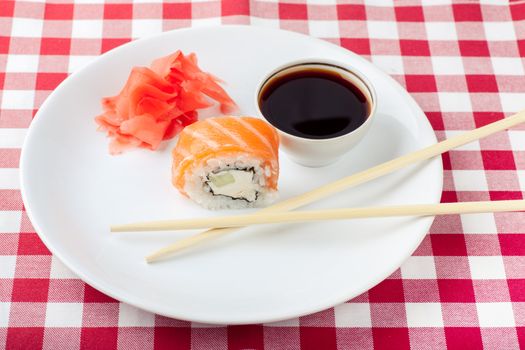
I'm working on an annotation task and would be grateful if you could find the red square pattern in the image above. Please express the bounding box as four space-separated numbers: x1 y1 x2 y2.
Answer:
459 40 490 57
518 327 525 350
104 4 132 20
0 36 9 54
438 280 476 302
299 327 336 350
518 40 525 57
441 153 452 171
340 38 370 55
6 328 45 350
508 279 525 302
395 6 424 22
337 5 366 20
227 325 264 350
153 327 191 350
17 233 51 255
11 279 49 302
163 3 191 19
44 3 74 20
441 191 458 203
80 328 118 350
101 38 130 53
473 112 504 127
368 279 405 302
452 4 483 22
431 234 468 256
500 234 525 255
279 4 307 20
373 328 410 350
466 75 498 93
405 75 437 92
36 73 68 90
84 284 118 303
490 191 523 200
511 4 525 20
400 40 430 56
222 0 249 16
425 112 445 130
481 150 516 170
0 1 15 17
40 38 71 55
445 328 483 350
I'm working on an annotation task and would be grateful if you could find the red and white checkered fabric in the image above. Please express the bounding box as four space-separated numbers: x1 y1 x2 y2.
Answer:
2 0 525 348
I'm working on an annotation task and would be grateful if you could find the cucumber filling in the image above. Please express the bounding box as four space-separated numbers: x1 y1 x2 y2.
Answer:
207 169 258 202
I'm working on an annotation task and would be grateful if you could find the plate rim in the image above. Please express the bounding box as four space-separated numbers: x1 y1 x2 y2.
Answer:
20 24 443 324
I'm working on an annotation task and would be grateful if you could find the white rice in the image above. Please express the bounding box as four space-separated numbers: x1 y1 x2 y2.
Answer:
183 154 278 210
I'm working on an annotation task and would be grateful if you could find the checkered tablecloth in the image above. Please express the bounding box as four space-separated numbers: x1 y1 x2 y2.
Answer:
2 0 525 349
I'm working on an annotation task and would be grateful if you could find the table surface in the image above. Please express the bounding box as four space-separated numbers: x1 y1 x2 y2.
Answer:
2 1 525 349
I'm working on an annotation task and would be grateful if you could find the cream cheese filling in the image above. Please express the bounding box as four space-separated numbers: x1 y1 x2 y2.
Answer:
207 169 258 202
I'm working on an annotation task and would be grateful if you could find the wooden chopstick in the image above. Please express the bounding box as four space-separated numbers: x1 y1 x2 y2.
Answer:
144 110 525 262
114 200 525 232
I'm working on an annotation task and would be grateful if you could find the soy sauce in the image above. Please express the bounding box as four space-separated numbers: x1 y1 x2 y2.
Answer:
259 67 370 139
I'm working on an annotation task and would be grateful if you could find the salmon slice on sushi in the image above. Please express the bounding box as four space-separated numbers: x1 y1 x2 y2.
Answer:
171 116 280 209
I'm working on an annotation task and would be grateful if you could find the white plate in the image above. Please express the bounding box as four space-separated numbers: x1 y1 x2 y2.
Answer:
20 26 442 325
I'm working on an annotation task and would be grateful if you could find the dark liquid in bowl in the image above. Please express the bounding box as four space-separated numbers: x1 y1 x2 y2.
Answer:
259 67 370 139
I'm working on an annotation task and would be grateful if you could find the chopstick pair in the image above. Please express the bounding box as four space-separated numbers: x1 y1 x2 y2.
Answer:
112 110 525 263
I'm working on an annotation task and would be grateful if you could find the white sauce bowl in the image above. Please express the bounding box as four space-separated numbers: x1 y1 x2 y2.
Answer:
255 59 377 167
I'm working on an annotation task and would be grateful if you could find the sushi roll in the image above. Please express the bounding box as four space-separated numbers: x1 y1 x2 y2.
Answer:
172 116 280 209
